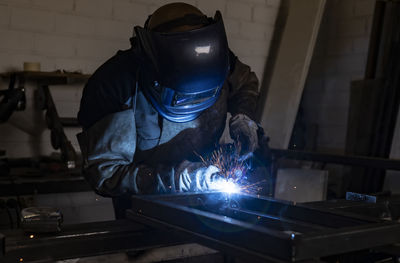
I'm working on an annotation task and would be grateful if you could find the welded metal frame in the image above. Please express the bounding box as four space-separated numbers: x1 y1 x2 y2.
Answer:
129 192 400 262
1 220 187 262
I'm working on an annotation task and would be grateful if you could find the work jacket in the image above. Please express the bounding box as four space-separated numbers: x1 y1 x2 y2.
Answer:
77 48 259 197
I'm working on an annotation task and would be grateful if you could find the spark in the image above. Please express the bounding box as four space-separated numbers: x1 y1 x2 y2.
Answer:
210 179 240 194
195 143 266 194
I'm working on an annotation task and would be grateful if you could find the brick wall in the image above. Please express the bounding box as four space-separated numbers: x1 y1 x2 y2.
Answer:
0 0 280 158
300 0 375 153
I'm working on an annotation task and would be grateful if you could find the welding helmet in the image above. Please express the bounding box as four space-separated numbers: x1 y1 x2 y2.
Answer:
134 5 230 123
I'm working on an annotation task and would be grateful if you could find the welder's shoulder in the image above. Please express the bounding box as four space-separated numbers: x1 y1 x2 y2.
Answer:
78 49 139 129
90 49 138 91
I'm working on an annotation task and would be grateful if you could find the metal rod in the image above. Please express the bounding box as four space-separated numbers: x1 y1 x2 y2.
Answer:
270 149 400 170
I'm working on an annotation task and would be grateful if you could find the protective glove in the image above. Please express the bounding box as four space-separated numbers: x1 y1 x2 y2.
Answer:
229 114 259 155
134 164 176 194
175 160 220 192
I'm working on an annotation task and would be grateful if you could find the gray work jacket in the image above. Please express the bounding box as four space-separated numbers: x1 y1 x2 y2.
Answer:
77 48 259 197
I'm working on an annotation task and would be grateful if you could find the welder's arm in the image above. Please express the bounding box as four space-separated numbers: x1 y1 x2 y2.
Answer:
226 52 260 154
77 110 174 197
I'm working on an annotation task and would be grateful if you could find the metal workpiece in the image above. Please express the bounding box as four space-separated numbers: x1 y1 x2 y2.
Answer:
307 193 400 221
20 207 63 233
129 192 400 262
1 219 186 262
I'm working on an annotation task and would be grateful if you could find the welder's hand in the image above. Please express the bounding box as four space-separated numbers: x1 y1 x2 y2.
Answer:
134 164 175 194
175 160 204 177
178 165 220 192
229 114 258 155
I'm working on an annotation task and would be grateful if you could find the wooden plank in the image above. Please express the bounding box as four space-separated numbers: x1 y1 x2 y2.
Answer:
258 0 326 149
0 71 91 80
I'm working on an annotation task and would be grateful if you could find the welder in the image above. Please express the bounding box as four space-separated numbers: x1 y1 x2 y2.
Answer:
77 3 261 216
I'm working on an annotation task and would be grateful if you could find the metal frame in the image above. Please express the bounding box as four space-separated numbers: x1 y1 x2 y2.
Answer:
129 192 400 262
2 220 187 262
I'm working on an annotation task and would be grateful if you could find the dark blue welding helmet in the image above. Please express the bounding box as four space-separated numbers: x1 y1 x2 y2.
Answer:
134 11 230 123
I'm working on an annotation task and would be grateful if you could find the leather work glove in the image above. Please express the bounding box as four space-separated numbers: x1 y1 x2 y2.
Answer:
175 160 220 192
229 114 259 155
134 164 176 194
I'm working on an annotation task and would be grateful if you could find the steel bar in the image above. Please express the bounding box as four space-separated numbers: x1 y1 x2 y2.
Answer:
270 148 400 170
1 219 186 262
129 192 400 262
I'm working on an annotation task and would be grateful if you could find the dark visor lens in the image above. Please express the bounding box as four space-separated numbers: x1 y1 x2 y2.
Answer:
172 88 218 106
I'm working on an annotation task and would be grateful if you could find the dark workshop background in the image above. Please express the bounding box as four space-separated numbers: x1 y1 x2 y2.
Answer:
0 0 399 224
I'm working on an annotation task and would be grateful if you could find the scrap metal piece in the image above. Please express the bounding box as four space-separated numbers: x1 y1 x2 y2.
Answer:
346 192 377 203
21 207 63 233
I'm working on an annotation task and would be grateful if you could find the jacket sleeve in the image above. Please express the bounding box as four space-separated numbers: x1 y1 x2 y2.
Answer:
77 110 174 197
226 51 260 120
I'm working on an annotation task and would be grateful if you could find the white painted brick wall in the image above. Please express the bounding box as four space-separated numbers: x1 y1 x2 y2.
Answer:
94 19 133 40
0 4 10 26
75 0 113 18
55 14 96 36
253 5 278 24
34 34 76 57
0 0 281 158
112 1 148 24
10 7 55 32
197 0 225 16
227 2 252 21
0 29 34 51
31 0 74 12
